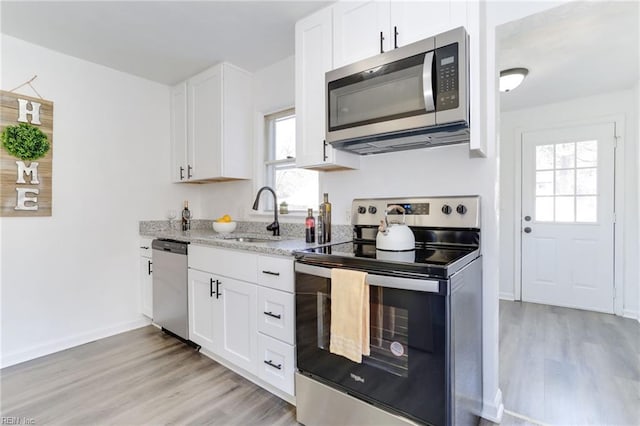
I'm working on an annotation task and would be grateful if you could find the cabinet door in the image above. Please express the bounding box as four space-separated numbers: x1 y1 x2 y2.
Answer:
170 83 188 182
188 65 222 180
139 256 153 318
390 1 453 47
221 64 252 179
188 269 216 352
333 1 391 68
215 277 258 374
295 8 360 171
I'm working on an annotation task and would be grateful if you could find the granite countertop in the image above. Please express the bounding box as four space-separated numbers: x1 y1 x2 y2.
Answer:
140 220 353 257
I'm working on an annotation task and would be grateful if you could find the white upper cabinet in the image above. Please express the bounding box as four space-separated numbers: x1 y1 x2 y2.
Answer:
295 6 360 171
171 63 252 183
332 1 467 65
170 83 188 182
332 1 391 68
391 1 465 47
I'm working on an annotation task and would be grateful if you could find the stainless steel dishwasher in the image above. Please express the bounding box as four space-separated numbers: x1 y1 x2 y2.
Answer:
152 239 190 341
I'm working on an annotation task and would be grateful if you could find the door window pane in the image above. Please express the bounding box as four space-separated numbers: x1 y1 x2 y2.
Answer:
576 168 597 195
536 145 554 170
576 196 597 222
532 139 599 223
555 143 575 169
555 169 575 195
536 171 554 195
576 140 597 167
536 196 554 222
555 196 575 222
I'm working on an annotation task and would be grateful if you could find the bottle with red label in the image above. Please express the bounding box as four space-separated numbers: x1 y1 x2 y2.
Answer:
305 208 315 243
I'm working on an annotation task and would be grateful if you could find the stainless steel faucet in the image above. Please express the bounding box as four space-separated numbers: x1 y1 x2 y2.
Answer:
252 186 280 236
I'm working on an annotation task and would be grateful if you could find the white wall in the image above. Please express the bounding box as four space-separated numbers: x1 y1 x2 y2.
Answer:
499 89 639 318
199 55 295 221
0 35 200 367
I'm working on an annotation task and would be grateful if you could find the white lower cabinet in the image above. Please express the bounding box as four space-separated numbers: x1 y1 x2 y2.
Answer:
139 238 153 318
188 245 295 399
257 333 295 395
188 269 216 351
216 277 258 374
257 286 294 345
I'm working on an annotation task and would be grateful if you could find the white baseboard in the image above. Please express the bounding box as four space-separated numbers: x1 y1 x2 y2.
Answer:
481 388 504 423
499 292 515 301
622 308 639 321
0 316 152 369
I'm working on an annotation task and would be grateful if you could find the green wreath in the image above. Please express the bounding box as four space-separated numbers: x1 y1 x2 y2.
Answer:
1 122 50 161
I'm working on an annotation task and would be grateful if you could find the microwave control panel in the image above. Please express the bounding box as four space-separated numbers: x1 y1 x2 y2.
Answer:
435 43 459 111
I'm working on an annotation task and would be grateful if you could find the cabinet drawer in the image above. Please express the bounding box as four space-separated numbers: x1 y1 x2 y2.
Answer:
257 333 295 396
140 238 153 258
257 255 294 292
257 286 295 345
189 245 257 283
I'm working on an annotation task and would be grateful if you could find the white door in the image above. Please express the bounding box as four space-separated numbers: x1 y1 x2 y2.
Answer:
188 65 222 180
521 123 615 313
139 255 153 318
170 82 187 182
215 277 258 374
390 1 453 47
333 1 391 68
188 269 216 351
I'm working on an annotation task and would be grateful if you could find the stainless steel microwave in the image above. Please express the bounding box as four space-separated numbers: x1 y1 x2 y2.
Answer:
326 27 469 155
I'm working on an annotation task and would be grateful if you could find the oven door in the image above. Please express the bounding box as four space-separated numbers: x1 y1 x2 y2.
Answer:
295 262 448 426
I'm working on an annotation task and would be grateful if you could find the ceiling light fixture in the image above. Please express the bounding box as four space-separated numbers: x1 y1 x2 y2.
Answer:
499 68 528 92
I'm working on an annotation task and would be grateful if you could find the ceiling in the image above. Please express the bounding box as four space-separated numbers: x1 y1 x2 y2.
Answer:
2 1 636 104
0 1 330 85
498 1 639 112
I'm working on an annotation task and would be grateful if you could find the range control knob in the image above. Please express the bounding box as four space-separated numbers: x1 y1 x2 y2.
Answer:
442 205 452 215
456 204 467 215
357 206 366 214
368 206 377 214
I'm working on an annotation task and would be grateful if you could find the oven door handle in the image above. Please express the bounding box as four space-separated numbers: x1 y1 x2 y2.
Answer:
294 263 440 293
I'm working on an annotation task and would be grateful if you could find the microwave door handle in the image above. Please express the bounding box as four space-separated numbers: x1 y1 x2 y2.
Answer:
422 51 435 113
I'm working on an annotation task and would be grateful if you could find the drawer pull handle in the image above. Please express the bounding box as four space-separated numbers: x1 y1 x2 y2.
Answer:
263 311 281 319
264 360 282 370
140 246 149 249
262 270 280 276
148 260 153 275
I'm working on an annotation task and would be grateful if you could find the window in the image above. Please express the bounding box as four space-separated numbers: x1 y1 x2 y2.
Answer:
535 140 598 223
265 109 318 212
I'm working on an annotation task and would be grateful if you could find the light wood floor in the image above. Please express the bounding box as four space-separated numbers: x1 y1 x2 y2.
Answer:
2 304 638 425
0 326 297 425
499 300 640 426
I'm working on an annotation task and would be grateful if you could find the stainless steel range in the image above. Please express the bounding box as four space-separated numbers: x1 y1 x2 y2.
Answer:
294 196 483 426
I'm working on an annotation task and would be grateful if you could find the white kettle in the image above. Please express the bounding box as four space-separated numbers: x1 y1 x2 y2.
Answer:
376 205 415 251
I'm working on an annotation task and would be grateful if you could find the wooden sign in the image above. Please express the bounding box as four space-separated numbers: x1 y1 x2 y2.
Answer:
0 90 53 216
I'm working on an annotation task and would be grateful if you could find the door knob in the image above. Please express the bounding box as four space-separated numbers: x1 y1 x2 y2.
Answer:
524 227 532 233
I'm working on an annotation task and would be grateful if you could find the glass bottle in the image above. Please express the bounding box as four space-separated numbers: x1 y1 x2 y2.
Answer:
305 208 316 243
321 193 331 242
181 200 191 231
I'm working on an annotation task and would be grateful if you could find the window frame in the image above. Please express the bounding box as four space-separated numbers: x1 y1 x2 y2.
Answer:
262 108 318 214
